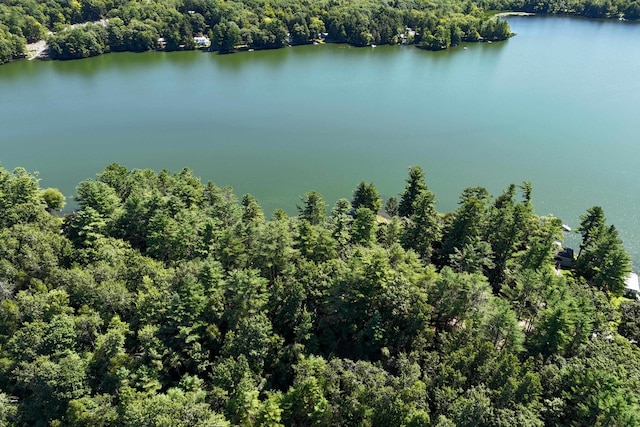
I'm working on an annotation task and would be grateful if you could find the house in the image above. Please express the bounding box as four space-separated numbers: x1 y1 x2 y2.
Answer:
194 36 211 48
624 273 640 299
554 246 575 269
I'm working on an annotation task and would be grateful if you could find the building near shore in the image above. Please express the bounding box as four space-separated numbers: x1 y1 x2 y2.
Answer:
625 273 640 299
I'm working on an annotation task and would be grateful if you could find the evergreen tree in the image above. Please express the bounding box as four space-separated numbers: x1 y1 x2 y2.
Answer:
297 191 326 226
399 166 428 218
352 181 382 213
575 207 631 295
402 189 441 261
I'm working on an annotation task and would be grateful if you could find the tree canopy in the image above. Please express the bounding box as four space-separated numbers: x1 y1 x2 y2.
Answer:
0 163 637 426
1 0 637 64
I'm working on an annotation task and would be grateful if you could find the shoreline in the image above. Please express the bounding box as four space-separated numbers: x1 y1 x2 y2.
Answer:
25 39 49 60
494 11 536 17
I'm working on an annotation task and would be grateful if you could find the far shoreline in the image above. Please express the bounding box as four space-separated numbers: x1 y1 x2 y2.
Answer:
25 40 49 60
493 11 536 17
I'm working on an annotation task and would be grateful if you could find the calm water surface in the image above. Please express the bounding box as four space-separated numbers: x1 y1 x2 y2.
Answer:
1 16 640 264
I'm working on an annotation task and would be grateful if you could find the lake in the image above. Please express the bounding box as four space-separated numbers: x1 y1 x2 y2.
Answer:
1 16 640 265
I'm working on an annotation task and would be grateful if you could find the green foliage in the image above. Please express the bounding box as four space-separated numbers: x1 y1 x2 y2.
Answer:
575 206 631 295
402 188 441 261
0 393 17 427
428 267 492 337
48 24 109 60
399 166 428 218
440 186 491 264
351 207 378 247
41 188 66 212
540 337 640 425
212 20 241 52
482 183 548 292
352 181 382 214
255 214 296 279
121 382 230 426
0 163 636 426
296 220 336 263
329 198 353 249
2 0 638 65
76 179 120 217
619 300 640 344
14 351 89 425
449 238 495 274
0 26 25 64
297 191 326 226
0 167 55 229
384 196 399 217
66 394 117 427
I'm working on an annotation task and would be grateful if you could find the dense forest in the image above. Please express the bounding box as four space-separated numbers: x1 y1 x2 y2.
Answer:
0 163 639 426
0 0 638 63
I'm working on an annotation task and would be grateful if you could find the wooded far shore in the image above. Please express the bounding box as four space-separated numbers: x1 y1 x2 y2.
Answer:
1 0 638 64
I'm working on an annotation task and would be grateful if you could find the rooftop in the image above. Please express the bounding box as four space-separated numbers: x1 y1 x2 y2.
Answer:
625 273 639 294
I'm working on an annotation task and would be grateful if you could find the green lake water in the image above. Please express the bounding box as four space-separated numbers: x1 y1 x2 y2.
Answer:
1 16 640 265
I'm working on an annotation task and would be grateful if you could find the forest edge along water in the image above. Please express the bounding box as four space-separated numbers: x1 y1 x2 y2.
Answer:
1 15 640 268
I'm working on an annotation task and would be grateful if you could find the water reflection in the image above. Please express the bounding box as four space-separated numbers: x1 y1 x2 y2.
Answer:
43 50 203 78
208 46 292 72
0 58 40 81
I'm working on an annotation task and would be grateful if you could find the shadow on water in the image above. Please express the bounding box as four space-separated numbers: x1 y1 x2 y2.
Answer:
0 58 41 81
45 50 203 78
0 40 508 82
203 40 509 76
205 46 292 71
